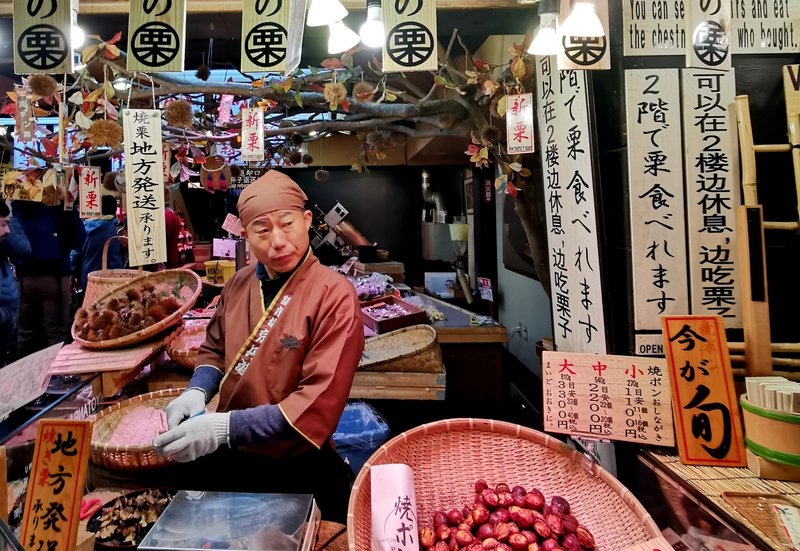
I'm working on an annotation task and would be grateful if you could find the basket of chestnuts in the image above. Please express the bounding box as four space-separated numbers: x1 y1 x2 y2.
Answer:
347 419 660 551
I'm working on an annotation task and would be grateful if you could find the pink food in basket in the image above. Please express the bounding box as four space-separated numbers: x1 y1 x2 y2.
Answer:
106 407 167 446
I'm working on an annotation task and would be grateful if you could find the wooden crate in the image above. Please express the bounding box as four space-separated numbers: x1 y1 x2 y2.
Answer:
360 296 428 334
349 368 445 400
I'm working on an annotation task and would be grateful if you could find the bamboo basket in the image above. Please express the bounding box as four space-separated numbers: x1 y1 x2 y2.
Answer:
166 324 207 369
358 324 442 373
72 269 202 350
347 419 660 551
83 236 142 307
89 389 183 470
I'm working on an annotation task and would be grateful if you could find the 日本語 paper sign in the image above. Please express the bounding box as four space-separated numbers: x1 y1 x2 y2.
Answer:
661 315 746 466
127 0 187 72
505 94 535 155
686 0 732 69
682 69 742 328
13 0 74 74
123 109 167 267
543 351 675 446
382 0 438 73
535 56 607 354
20 420 91 551
79 166 102 219
240 108 265 162
15 85 36 142
625 69 688 331
241 0 290 73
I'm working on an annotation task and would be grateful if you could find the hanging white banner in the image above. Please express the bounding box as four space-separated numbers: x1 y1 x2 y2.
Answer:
123 109 167 267
382 0 438 72
241 107 265 162
506 93 535 155
79 166 102 219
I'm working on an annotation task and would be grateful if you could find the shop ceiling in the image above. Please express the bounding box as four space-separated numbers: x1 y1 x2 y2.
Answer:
0 3 536 73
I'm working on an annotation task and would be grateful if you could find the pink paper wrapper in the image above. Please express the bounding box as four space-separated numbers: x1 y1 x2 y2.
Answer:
371 464 419 551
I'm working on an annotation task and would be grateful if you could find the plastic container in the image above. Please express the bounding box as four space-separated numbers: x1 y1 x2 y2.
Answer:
204 260 236 284
333 401 390 475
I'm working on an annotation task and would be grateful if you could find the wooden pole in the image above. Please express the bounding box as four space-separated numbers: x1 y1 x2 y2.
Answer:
736 205 773 376
736 95 759 205
783 66 800 223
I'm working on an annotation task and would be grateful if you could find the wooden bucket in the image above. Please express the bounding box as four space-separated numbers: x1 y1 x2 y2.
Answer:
83 236 142 307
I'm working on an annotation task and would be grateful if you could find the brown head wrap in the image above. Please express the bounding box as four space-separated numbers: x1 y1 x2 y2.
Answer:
237 170 308 228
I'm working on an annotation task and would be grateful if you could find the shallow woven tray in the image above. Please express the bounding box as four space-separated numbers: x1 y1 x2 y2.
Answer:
72 269 202 350
166 324 207 369
83 236 143 307
347 419 660 551
90 389 183 470
358 324 442 373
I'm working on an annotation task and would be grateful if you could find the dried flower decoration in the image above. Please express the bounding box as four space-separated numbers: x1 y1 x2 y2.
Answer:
323 82 347 109
28 75 58 97
164 99 193 129
352 82 375 102
87 119 123 149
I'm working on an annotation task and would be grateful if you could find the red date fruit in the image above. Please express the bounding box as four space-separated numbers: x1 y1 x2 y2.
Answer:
545 514 563 537
494 509 511 523
532 520 551 539
448 509 464 525
459 522 473 533
475 479 489 494
507 522 520 534
498 492 514 508
511 508 534 529
520 531 537 544
476 523 495 540
470 544 485 551
507 533 529 551
494 522 512 542
420 527 436 548
549 496 570 516
447 534 458 551
540 539 559 551
455 530 475 547
434 542 449 551
560 534 580 551
436 524 450 541
523 490 545 511
482 538 498 550
495 483 511 493
472 504 490 525
575 525 595 549
482 490 500 510
496 544 512 551
511 485 527 496
512 494 527 508
434 512 449 527
526 545 540 551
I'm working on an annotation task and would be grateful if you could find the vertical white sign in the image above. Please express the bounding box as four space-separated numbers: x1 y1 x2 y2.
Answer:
241 107 265 162
506 93 535 155
382 0 438 72
558 0 611 70
127 0 187 72
623 0 685 56
123 109 167 267
682 69 742 328
15 86 36 142
13 0 74 74
535 56 607 354
79 166 102 219
687 0 732 69
625 69 689 330
241 0 290 73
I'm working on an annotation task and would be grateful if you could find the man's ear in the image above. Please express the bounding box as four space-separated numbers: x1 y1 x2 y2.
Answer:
303 210 313 231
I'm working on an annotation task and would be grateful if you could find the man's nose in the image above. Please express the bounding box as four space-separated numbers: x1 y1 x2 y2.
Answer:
271 228 287 248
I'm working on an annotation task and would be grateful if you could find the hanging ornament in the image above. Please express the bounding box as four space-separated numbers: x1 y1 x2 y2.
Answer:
200 155 232 192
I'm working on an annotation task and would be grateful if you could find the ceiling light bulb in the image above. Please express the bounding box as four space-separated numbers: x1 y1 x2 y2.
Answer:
560 1 604 38
528 13 561 55
71 24 85 48
307 0 349 27
359 2 384 48
328 20 360 54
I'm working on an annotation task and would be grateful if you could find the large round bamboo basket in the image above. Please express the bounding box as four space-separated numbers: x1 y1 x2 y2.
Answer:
347 418 660 551
89 389 183 470
72 269 202 350
83 236 143 307
358 324 442 373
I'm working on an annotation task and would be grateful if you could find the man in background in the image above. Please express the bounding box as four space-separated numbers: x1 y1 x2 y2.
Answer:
0 201 31 365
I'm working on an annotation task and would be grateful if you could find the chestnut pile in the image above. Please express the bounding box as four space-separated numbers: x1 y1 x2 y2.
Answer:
418 480 596 551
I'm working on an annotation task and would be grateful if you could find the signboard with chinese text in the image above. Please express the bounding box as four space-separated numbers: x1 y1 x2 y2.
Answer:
20 420 91 551
661 315 746 466
162 143 171 180
623 0 799 56
240 108 265 162
127 0 187 72
241 0 290 73
382 0 438 73
687 0 732 69
558 0 610 70
79 167 101 219
13 0 73 74
505 93 534 155
123 109 167 267
682 69 742 327
15 86 36 142
543 351 675 446
535 56 607 354
625 69 688 330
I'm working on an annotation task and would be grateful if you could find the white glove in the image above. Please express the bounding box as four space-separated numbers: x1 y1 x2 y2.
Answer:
165 388 207 430
153 412 230 463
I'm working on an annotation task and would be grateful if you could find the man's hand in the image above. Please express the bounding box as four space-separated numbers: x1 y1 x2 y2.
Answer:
153 412 230 463
165 388 207 429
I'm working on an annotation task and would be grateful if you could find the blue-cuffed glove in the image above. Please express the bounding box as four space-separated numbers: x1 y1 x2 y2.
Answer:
153 412 230 463
164 388 207 430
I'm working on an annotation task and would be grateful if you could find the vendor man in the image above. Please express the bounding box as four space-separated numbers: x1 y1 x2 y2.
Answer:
154 171 364 522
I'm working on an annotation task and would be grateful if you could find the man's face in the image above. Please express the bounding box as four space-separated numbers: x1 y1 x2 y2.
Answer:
0 216 9 242
244 209 312 276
